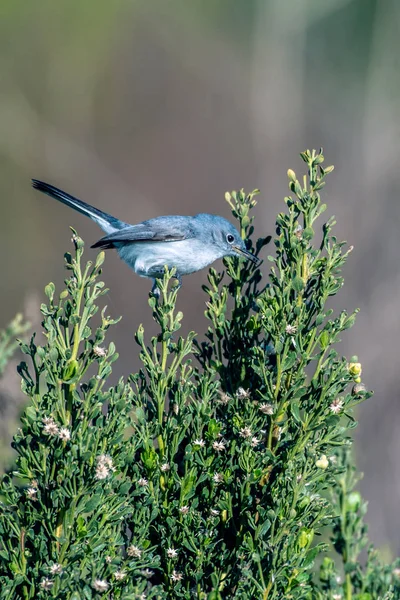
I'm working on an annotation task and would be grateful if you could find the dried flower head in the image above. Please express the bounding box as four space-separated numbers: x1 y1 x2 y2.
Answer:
251 437 261 447
179 505 189 515
49 563 63 575
141 569 154 579
58 427 71 442
114 570 127 581
236 387 251 400
218 391 231 405
259 403 274 415
239 426 252 438
92 579 109 592
43 418 59 436
167 547 178 558
40 578 54 590
26 487 37 500
97 454 114 470
95 463 109 480
93 345 107 358
212 440 226 452
285 324 297 335
127 545 142 558
212 473 224 484
352 382 366 396
171 570 183 582
160 463 170 472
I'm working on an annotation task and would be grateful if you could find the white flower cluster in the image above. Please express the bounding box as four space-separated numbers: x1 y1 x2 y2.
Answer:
95 454 115 480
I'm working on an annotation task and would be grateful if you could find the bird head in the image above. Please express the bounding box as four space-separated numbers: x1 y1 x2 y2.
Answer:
195 214 260 266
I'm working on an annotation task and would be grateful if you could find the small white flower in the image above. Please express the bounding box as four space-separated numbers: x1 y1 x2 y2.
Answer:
97 454 114 470
42 416 53 425
40 578 54 590
139 594 147 600
259 403 274 415
161 463 170 472
251 437 261 447
49 563 63 575
43 419 59 436
239 427 252 438
127 545 142 558
137 477 148 487
285 324 297 335
236 387 250 400
329 398 344 414
167 547 178 558
114 570 127 580
212 440 226 452
332 594 342 600
173 403 179 415
212 473 224 484
105 555 112 564
92 579 109 592
210 509 220 517
58 427 71 442
193 438 205 448
171 570 183 582
179 505 189 515
141 569 154 578
26 487 37 500
95 463 109 480
93 346 107 358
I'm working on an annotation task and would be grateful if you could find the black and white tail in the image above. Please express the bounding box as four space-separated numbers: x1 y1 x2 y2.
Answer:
31 180 125 234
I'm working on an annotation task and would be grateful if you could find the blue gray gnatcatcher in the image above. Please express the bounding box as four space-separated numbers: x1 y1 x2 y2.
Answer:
32 180 260 292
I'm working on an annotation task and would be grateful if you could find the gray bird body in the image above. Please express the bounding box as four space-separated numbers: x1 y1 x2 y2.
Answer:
32 180 259 289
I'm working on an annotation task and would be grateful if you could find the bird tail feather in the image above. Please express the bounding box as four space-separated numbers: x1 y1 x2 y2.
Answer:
31 179 124 234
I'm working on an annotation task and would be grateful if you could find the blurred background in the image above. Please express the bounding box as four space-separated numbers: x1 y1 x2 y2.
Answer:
1 0 399 554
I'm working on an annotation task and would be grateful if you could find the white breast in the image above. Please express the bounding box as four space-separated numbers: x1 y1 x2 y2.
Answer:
117 239 224 278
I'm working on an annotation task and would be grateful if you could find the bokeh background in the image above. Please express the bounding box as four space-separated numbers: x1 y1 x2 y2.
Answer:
1 0 400 554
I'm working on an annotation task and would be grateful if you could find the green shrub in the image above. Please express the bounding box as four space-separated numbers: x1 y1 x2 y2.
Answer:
0 150 398 599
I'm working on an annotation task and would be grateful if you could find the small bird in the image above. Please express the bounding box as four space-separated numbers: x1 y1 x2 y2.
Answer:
32 180 260 292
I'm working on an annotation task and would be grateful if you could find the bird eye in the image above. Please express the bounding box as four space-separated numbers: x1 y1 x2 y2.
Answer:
226 234 235 244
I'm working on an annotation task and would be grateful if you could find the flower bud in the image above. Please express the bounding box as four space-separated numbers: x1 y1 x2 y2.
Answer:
348 361 362 377
315 454 329 470
352 383 366 395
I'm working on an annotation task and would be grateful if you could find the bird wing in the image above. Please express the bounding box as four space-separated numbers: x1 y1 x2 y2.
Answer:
91 216 194 249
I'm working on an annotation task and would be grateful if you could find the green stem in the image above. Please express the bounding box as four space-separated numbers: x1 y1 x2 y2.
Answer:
345 574 352 600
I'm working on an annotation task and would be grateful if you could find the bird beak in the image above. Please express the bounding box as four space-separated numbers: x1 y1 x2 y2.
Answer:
232 245 261 266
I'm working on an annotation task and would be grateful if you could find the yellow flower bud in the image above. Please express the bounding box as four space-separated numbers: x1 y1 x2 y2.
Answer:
348 362 362 377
